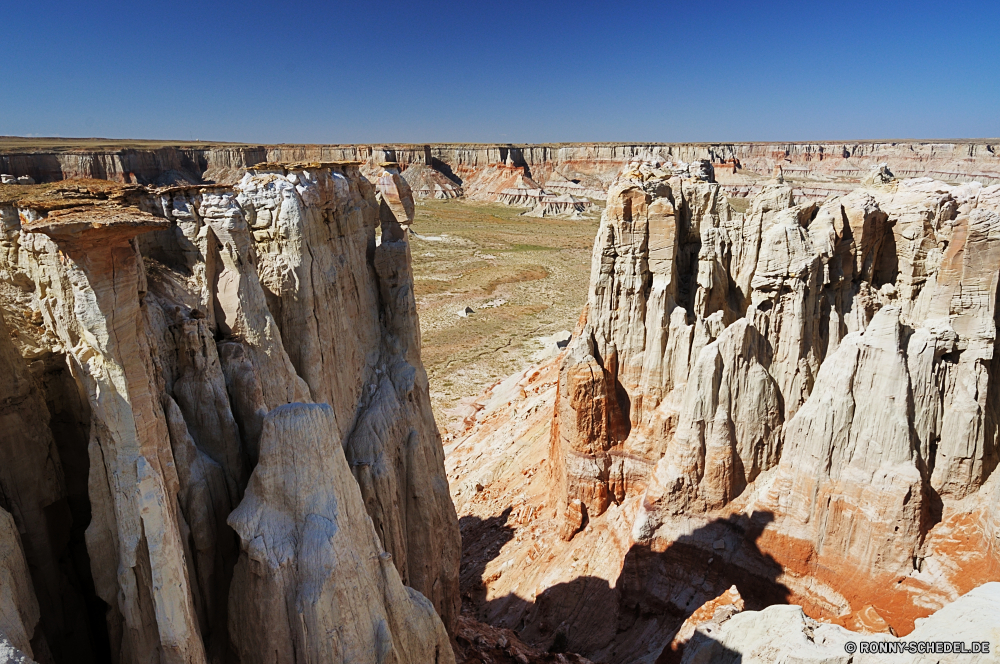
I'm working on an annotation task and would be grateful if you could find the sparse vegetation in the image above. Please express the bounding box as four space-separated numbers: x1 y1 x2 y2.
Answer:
726 195 752 214
411 199 601 422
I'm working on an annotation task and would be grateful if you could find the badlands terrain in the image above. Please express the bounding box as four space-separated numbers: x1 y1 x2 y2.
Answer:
0 139 999 663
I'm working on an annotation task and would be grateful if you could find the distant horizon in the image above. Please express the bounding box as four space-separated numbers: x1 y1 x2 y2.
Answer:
4 1 999 143
2 135 1000 149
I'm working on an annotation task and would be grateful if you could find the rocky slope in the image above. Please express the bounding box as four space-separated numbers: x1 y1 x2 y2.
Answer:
4 140 1000 205
446 164 1000 662
679 582 1000 663
0 164 460 663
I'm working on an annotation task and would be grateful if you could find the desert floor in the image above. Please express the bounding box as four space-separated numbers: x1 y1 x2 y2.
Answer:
410 198 601 424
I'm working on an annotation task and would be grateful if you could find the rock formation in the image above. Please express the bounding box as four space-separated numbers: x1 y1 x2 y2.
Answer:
0 163 459 663
227 403 451 664
494 173 551 208
659 585 744 663
523 195 592 219
679 582 1000 663
569 165 1000 617
400 164 463 199
0 502 42 662
446 162 1000 662
7 139 1000 206
491 172 594 218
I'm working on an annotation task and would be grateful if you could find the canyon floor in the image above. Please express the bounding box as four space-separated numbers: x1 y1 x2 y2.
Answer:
411 199 601 424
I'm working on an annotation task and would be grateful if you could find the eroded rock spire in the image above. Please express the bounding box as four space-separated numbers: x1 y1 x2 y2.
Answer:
0 163 460 663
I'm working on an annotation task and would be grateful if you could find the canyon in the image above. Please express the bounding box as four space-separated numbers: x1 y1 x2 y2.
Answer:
4 138 1000 208
1 139 999 663
443 161 1000 661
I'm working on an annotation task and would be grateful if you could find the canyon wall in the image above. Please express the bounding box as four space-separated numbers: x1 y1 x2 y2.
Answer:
0 164 459 663
567 163 1000 622
3 140 999 203
446 163 1000 663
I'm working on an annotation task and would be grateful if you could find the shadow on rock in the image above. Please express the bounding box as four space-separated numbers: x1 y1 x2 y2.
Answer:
460 507 516 608
465 511 787 664
671 628 743 664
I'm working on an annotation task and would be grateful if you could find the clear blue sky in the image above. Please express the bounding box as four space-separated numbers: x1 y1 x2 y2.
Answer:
3 1 998 143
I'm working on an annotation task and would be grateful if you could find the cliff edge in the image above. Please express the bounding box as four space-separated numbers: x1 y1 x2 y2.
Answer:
0 164 460 663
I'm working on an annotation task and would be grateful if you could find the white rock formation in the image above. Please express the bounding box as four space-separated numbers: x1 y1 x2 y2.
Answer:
227 403 452 664
0 163 459 663
539 163 1000 653
680 582 1000 664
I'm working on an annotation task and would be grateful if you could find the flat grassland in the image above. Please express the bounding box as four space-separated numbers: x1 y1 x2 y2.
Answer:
410 199 601 424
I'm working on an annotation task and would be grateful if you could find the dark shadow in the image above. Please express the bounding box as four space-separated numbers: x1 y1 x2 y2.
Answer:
923 485 945 537
462 511 787 664
508 148 531 178
430 158 464 186
672 630 742 663
613 380 632 443
983 275 1000 485
459 507 515 611
589 339 633 445
138 223 201 278
0 153 66 183
873 228 899 289
674 202 702 319
40 356 112 663
117 148 204 185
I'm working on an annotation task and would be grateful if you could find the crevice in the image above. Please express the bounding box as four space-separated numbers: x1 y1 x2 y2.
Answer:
872 224 899 289
39 355 111 664
981 272 1000 485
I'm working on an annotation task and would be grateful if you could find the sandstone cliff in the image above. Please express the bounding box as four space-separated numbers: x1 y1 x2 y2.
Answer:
0 164 459 663
5 139 1000 206
446 164 1000 662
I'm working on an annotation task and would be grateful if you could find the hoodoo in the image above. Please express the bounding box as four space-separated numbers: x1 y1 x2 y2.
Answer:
0 164 460 662
447 161 1000 662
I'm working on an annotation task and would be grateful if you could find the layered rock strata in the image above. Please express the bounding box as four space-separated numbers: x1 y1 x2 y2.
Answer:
491 171 594 218
399 164 463 199
6 140 1000 204
446 164 1000 662
522 194 592 218
0 164 459 663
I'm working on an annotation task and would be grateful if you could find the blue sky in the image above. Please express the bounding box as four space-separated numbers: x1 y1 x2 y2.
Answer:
3 1 998 143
